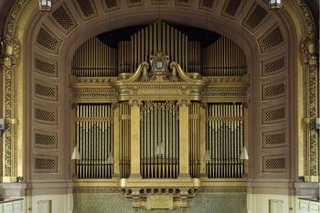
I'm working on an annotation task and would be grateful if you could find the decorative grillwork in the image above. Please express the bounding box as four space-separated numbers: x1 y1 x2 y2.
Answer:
263 82 285 99
35 81 57 100
75 104 114 179
243 5 268 32
263 107 285 123
262 131 285 148
51 5 75 32
36 27 61 53
140 101 180 178
103 0 118 10
259 26 284 52
175 0 191 6
127 0 143 5
263 57 285 76
200 0 214 9
223 0 242 17
35 106 57 124
35 131 58 149
263 155 286 171
75 0 96 18
151 0 168 4
206 103 245 178
35 57 57 77
34 155 58 172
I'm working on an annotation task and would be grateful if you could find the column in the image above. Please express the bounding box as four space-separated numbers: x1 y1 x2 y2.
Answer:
130 100 141 178
199 104 206 177
113 104 120 177
1 37 19 182
179 100 189 178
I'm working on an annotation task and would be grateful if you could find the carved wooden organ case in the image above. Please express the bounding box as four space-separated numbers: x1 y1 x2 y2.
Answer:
71 22 249 210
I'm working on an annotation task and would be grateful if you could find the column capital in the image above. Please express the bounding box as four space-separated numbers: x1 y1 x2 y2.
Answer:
177 100 190 107
1 36 19 67
129 100 142 106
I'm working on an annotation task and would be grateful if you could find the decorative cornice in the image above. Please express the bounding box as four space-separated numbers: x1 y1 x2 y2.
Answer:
295 0 317 39
4 0 29 37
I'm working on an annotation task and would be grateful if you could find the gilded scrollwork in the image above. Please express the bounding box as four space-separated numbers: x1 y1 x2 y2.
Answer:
2 0 28 180
0 36 19 178
295 0 317 39
301 37 319 178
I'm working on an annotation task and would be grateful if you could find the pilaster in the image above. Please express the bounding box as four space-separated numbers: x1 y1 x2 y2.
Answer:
129 100 141 177
178 100 190 177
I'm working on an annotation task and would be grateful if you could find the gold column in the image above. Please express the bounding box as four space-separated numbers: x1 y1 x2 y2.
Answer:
199 104 206 176
179 100 189 177
130 100 141 177
113 104 120 177
243 105 249 177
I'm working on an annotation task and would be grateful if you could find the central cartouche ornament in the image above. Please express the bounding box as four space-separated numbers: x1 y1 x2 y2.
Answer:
150 52 169 76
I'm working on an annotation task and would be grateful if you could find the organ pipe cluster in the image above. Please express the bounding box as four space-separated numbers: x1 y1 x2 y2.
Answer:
75 104 114 179
72 37 117 77
71 21 247 77
202 36 247 76
206 103 245 178
130 22 188 73
140 101 179 179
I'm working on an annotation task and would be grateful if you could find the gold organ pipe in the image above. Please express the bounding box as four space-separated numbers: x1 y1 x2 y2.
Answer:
149 24 153 56
130 35 134 72
76 106 80 177
85 105 88 178
162 22 165 54
82 105 86 178
145 28 148 62
181 31 185 70
133 33 136 72
153 23 157 54
94 39 97 76
150 103 154 178
157 21 160 52
174 29 177 63
170 27 174 62
167 104 170 177
166 24 170 56
89 105 91 177
138 30 141 69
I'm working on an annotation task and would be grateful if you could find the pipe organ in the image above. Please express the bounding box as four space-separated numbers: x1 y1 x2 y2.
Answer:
71 21 248 210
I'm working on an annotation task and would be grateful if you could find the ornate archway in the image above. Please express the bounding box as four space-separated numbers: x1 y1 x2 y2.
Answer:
0 0 317 211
